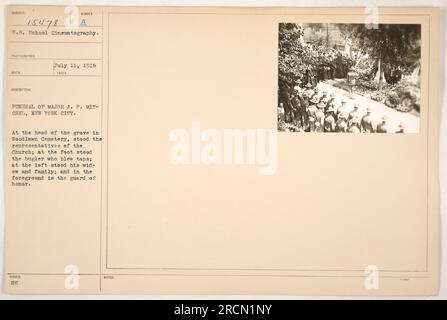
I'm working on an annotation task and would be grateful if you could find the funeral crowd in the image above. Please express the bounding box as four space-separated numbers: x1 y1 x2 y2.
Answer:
278 81 406 133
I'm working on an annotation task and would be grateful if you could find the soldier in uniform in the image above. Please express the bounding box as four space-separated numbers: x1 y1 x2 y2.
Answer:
348 103 361 127
320 91 331 113
347 117 361 133
376 115 391 133
320 90 329 103
290 93 300 127
326 92 336 112
307 94 319 132
293 79 303 96
304 83 314 98
315 101 325 132
336 98 349 122
313 86 320 98
279 79 293 123
361 107 376 133
305 68 314 87
324 104 336 132
291 87 305 128
301 91 310 131
277 104 285 122
335 110 349 132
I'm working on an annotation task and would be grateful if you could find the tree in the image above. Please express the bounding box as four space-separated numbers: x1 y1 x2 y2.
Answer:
278 23 305 86
342 24 421 89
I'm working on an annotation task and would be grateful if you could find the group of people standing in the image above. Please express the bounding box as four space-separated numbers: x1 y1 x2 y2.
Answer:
278 80 406 134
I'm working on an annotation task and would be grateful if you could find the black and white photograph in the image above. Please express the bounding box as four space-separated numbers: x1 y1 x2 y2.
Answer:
278 23 421 133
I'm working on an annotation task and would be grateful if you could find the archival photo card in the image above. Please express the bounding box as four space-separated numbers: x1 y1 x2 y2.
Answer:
3 6 440 296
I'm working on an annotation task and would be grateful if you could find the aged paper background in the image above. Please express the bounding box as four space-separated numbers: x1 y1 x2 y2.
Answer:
1 4 443 296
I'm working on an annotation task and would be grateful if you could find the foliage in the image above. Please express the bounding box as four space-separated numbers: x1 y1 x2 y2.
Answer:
388 78 421 112
278 23 305 84
342 24 421 84
354 78 389 98
278 23 353 85
370 91 386 102
351 54 376 80
384 91 400 108
357 78 380 91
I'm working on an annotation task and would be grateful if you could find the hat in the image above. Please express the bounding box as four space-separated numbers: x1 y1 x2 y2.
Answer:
322 90 328 95
341 98 347 103
330 92 335 98
310 95 319 103
327 106 334 112
353 104 359 109
296 79 302 84
381 115 388 121
305 83 312 88
367 106 374 113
